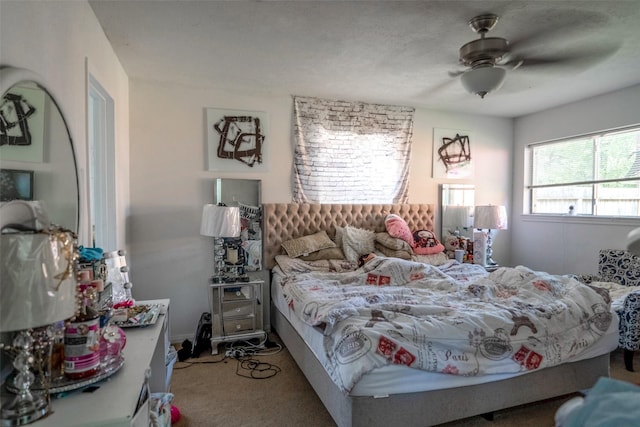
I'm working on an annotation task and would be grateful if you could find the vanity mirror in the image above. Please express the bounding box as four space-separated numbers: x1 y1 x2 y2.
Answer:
0 67 79 234
0 67 80 425
440 184 475 240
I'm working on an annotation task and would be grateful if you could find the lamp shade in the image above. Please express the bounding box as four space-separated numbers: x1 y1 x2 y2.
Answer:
627 227 640 256
200 204 241 238
474 205 508 230
461 66 506 98
0 230 77 332
444 205 474 229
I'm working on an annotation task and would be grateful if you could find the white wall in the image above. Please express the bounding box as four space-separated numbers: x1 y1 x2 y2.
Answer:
512 84 640 275
0 0 129 249
129 79 513 340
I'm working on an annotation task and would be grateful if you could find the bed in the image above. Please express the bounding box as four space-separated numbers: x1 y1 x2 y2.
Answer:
263 203 622 427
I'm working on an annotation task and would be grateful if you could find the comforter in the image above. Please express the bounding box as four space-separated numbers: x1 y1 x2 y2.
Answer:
276 255 613 393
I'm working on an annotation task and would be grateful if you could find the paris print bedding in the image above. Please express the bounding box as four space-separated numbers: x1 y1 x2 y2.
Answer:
275 255 613 393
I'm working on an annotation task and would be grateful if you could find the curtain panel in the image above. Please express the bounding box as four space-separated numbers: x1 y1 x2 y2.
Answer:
292 96 414 203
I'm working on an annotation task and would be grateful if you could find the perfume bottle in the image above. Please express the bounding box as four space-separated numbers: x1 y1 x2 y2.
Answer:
49 320 66 381
64 281 101 379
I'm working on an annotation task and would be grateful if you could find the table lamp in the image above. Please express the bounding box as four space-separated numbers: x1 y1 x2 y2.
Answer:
473 205 508 266
443 205 474 236
1 201 77 425
627 227 640 256
200 204 241 283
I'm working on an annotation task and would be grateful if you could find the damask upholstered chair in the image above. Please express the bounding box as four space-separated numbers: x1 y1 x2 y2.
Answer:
578 249 640 371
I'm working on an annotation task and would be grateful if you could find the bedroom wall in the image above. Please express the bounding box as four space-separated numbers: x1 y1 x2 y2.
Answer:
512 84 640 275
128 78 513 340
0 0 130 249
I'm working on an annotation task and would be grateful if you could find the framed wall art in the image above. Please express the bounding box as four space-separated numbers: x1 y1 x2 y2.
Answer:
0 85 45 163
206 108 269 172
432 128 474 179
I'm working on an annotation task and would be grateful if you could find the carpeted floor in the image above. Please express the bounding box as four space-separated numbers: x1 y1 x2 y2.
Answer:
168 335 640 427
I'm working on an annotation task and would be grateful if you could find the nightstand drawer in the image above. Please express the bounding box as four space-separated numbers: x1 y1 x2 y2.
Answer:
223 316 255 335
222 285 253 302
222 301 253 317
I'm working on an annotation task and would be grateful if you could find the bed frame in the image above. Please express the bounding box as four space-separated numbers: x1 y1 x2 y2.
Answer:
263 203 610 427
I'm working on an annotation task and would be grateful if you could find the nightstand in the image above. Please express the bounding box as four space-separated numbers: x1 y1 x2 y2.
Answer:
209 280 265 355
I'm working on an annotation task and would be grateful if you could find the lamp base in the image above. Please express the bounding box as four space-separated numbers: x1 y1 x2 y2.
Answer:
1 329 51 426
210 275 228 284
485 230 498 267
1 393 49 427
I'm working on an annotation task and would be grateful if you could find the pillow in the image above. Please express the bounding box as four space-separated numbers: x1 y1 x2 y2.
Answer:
341 226 375 262
375 232 413 252
385 214 414 246
275 255 358 276
333 225 344 247
411 229 445 255
375 243 412 260
281 230 336 258
300 246 345 261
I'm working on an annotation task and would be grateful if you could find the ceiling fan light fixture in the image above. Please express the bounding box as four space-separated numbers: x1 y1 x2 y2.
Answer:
460 66 506 98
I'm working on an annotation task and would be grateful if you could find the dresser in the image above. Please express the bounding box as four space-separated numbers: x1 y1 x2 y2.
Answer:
33 299 171 427
209 280 266 355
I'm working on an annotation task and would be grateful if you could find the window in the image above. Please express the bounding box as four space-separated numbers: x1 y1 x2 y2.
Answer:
527 126 640 216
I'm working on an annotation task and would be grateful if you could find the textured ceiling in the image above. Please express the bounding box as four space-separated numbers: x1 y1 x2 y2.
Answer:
89 0 640 118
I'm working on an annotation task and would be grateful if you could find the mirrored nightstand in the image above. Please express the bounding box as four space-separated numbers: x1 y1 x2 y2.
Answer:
209 280 265 354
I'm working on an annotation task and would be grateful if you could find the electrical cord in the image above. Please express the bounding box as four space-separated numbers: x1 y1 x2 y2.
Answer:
174 334 284 376
173 354 227 369
235 357 281 379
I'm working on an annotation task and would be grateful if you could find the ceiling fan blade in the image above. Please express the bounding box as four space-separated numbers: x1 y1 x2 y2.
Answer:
417 77 459 99
505 9 612 55
448 69 465 78
501 58 524 70
503 43 621 72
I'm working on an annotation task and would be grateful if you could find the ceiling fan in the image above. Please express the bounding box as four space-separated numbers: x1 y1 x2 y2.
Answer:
451 13 617 99
452 14 515 98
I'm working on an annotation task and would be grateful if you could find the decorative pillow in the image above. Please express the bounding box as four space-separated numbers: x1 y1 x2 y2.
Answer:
412 229 445 255
375 243 412 260
300 247 345 261
341 226 376 262
281 230 336 258
375 232 413 252
385 214 414 246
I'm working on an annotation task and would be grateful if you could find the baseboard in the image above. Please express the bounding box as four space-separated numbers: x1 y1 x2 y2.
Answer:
170 333 193 345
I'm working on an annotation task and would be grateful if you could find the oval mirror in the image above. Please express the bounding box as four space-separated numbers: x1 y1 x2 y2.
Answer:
0 67 79 233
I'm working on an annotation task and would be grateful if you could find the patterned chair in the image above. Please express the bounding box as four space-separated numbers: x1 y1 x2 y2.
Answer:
578 249 640 371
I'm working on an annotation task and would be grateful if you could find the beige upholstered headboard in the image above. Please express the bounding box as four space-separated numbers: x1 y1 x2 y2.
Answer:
262 203 435 269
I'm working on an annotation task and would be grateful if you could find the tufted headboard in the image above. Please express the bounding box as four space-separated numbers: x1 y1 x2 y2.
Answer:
262 203 435 269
